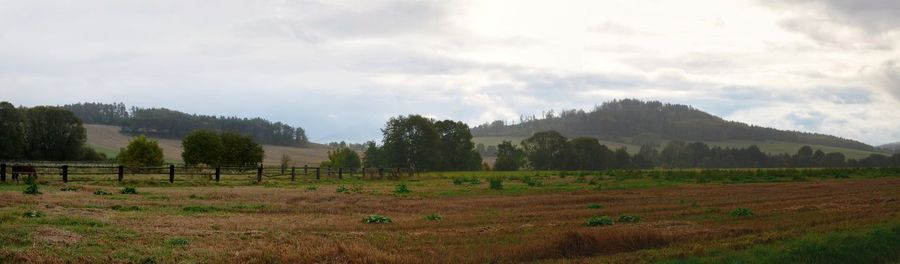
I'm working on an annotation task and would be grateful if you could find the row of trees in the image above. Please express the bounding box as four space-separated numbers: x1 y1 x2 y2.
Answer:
62 102 309 147
181 130 265 166
362 115 483 171
471 99 874 151
0 102 105 161
493 130 900 171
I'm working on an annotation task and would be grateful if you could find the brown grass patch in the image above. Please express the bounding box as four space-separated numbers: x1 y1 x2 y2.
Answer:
503 227 676 262
34 227 82 246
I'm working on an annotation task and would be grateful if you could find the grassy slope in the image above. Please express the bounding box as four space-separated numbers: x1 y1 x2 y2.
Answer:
474 136 885 160
84 124 330 165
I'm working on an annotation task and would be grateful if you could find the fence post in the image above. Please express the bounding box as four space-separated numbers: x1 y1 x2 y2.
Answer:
257 166 263 183
315 167 320 180
338 167 343 179
215 167 221 182
117 165 124 181
169 165 175 183
304 165 308 175
62 165 68 183
1 163 5 182
291 166 296 182
327 166 332 176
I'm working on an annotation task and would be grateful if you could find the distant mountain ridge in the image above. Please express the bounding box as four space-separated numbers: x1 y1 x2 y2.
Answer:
879 142 900 153
471 99 875 151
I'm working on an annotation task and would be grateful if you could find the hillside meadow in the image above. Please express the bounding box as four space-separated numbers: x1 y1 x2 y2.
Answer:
1 169 898 263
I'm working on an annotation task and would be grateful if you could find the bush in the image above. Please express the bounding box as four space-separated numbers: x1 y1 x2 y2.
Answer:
394 183 410 194
489 177 504 190
363 214 392 224
424 213 442 221
23 210 44 218
336 185 349 193
586 216 614 226
730 207 754 217
22 176 40 195
588 203 603 209
522 176 543 187
121 186 137 194
93 190 113 196
617 215 641 223
117 135 165 167
59 186 79 192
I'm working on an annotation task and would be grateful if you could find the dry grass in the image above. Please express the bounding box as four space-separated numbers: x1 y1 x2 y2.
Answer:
0 176 898 263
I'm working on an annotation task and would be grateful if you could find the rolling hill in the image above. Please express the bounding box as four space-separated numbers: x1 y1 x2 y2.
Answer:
85 124 330 166
879 142 900 154
472 99 886 160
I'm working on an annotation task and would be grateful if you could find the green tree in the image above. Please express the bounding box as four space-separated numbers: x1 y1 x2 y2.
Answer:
521 131 570 170
434 120 482 170
117 135 165 167
0 102 26 160
823 152 846 167
181 130 223 166
220 132 264 166
568 137 606 170
322 147 361 168
380 115 441 170
362 141 383 167
25 106 87 160
493 141 525 171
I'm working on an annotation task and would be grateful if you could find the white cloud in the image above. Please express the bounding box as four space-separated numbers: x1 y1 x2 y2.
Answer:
0 0 898 144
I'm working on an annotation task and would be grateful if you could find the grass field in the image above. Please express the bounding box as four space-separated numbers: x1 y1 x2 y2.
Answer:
474 136 886 160
1 169 898 263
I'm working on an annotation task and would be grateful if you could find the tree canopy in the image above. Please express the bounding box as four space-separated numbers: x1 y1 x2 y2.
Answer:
367 115 482 171
117 135 164 167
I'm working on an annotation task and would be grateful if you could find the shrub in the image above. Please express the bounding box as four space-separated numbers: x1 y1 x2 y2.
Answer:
93 190 113 196
424 213 443 221
730 207 754 217
336 185 349 193
23 210 44 218
22 176 40 195
394 183 410 194
363 214 392 224
121 186 137 194
111 205 142 212
617 215 641 223
588 203 603 209
59 186 79 192
167 237 189 247
522 176 543 187
586 216 614 226
489 177 504 190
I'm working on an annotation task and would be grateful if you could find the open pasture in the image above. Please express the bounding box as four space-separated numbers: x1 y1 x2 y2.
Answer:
1 169 899 263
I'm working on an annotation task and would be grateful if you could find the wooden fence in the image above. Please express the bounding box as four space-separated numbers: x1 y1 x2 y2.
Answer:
0 163 414 183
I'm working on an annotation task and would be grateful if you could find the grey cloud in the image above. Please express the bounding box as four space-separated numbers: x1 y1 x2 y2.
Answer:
762 0 900 49
876 60 900 101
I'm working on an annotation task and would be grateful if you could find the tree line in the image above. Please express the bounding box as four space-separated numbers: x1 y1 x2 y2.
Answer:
471 99 875 152
62 102 309 147
181 130 265 167
491 130 900 171
354 115 483 171
0 102 105 161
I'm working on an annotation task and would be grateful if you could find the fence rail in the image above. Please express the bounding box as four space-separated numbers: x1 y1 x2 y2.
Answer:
0 163 414 183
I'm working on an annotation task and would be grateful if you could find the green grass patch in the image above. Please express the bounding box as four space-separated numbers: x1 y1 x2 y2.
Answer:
363 214 392 224
662 223 900 264
586 216 614 226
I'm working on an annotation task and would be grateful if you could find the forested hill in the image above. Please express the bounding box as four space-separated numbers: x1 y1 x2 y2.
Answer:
62 102 309 147
880 142 900 153
471 99 875 151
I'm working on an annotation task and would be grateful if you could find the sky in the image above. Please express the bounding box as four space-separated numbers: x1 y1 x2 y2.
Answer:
1 0 899 145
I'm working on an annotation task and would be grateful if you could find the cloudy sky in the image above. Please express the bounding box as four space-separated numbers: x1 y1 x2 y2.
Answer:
2 0 899 145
